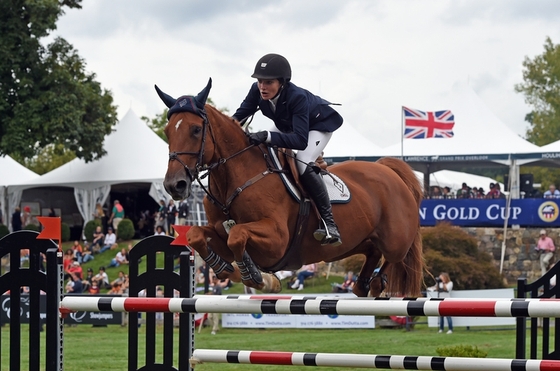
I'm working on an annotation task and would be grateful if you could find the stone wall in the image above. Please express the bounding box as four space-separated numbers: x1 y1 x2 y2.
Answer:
462 227 559 285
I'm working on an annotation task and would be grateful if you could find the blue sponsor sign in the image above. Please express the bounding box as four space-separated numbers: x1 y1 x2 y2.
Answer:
419 199 560 227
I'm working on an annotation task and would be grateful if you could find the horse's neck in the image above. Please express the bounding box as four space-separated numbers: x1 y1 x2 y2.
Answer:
206 108 268 195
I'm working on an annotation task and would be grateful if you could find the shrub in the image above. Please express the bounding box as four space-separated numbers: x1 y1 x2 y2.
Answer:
436 344 487 358
340 255 366 274
0 224 9 239
23 224 41 232
84 219 101 242
117 218 135 240
61 222 71 242
422 222 504 290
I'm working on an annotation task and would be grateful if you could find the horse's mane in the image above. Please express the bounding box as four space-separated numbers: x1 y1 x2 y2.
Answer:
203 104 250 143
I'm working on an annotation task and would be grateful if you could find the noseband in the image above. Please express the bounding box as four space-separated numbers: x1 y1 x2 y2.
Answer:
167 111 210 182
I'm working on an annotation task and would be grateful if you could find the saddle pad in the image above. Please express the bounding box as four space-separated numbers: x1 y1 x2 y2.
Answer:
268 148 351 204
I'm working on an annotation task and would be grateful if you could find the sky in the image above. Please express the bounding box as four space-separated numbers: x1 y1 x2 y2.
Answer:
52 0 560 148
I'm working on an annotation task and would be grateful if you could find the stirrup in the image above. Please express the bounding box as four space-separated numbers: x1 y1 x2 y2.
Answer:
313 228 342 247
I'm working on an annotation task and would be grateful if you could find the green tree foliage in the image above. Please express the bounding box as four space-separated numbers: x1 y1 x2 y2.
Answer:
515 37 560 146
0 0 118 162
61 222 70 242
422 223 504 290
141 109 168 142
11 143 76 175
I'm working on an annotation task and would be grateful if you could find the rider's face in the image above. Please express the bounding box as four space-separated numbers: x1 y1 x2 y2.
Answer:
257 79 281 100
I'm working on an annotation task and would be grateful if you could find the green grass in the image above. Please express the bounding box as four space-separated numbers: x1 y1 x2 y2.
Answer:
2 322 534 371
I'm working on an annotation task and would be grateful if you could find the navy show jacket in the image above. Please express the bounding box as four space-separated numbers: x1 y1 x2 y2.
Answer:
232 82 343 150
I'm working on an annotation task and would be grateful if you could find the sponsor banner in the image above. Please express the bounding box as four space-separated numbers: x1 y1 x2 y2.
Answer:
0 294 122 325
420 199 560 227
222 313 375 329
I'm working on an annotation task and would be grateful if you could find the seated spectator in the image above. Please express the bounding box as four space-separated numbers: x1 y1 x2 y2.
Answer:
99 227 117 253
66 261 83 280
111 270 127 287
88 281 100 294
82 268 95 291
290 263 316 290
108 248 129 268
487 183 506 199
456 183 472 199
430 186 443 199
332 271 356 293
65 271 83 294
544 184 560 199
442 186 452 199
107 282 123 295
71 240 83 263
63 248 74 273
81 242 95 263
218 278 233 290
154 225 166 236
475 187 485 199
91 226 105 253
92 266 111 289
274 270 294 281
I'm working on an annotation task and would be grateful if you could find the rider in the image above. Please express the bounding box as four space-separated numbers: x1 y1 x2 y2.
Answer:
232 53 343 246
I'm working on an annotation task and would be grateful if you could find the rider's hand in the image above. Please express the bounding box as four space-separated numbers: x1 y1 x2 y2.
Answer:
248 131 269 145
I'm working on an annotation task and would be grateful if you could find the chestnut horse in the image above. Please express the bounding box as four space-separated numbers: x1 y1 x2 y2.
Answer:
157 78 424 297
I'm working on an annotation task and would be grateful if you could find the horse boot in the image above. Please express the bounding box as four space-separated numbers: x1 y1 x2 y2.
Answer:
299 163 342 247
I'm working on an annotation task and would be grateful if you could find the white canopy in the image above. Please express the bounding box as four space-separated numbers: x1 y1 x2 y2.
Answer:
1 156 39 226
323 121 384 158
8 109 169 226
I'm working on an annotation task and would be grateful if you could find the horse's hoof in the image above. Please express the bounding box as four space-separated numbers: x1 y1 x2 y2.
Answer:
260 273 282 293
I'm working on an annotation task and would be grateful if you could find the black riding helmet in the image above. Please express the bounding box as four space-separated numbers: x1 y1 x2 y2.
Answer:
251 53 291 82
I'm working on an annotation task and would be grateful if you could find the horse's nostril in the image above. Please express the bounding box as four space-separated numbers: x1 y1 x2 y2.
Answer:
176 180 187 192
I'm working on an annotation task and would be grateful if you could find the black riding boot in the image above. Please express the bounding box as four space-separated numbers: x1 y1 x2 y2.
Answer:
299 164 342 246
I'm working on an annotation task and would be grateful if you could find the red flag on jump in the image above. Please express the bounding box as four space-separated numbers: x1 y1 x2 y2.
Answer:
171 225 191 246
37 217 61 241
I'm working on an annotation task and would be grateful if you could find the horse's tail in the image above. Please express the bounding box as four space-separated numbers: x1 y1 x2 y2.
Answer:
377 157 425 297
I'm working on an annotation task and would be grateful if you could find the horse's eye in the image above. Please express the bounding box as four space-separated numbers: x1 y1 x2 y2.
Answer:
192 126 202 136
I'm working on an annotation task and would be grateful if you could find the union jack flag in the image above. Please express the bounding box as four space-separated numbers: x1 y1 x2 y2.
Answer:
403 107 455 139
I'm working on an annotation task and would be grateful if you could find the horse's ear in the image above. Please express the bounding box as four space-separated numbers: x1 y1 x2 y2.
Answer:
154 85 176 108
194 78 212 110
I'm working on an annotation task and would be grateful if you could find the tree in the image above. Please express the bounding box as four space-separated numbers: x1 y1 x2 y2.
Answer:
515 37 560 146
11 144 76 175
0 0 117 162
141 109 168 142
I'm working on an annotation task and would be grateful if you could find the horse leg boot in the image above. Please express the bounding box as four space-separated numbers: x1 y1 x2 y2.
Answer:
299 163 342 247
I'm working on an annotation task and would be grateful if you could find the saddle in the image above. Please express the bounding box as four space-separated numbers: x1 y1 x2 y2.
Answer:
262 148 351 272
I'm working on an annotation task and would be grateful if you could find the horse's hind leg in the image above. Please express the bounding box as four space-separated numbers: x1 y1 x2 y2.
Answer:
353 240 383 298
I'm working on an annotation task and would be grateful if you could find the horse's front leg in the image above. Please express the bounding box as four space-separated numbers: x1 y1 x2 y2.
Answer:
187 225 241 283
227 219 284 293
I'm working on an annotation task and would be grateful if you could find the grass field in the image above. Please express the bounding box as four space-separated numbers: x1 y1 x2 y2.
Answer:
2 240 541 370
4 322 526 370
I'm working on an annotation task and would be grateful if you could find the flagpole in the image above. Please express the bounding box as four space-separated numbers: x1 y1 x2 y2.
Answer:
400 106 404 159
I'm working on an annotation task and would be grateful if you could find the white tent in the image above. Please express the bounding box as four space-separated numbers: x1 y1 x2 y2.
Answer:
8 109 170 226
322 122 384 158
1 155 39 226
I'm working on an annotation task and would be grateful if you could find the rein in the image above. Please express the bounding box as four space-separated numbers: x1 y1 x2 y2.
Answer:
168 110 285 217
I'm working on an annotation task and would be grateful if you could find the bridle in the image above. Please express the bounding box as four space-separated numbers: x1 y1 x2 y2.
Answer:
167 110 210 182
167 109 275 216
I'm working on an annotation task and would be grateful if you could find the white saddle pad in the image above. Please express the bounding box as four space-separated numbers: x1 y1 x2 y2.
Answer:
268 148 351 204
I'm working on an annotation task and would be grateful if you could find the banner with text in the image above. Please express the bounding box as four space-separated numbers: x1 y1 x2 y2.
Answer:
222 313 375 329
420 199 560 227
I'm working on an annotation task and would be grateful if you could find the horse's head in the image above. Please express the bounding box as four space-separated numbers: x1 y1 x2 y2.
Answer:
156 78 212 200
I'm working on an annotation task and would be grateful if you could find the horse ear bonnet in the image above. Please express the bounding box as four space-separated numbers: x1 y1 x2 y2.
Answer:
154 78 212 120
